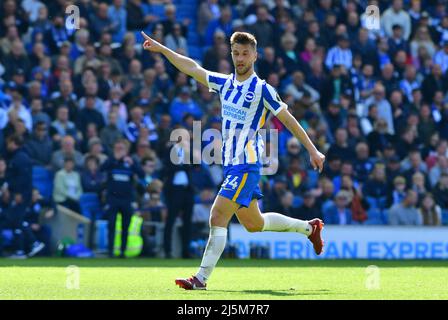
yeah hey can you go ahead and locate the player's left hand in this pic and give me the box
[310,150,325,173]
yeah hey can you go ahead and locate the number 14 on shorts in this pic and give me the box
[221,175,239,190]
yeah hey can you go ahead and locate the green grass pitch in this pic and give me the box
[0,258,447,300]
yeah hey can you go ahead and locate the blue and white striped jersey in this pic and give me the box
[206,71,287,167]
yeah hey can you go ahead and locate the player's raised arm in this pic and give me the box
[276,108,326,173]
[141,31,208,86]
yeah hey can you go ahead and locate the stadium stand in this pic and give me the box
[1,0,448,258]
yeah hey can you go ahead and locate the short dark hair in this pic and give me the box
[7,134,24,147]
[230,32,257,49]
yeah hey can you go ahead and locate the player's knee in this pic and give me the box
[210,207,226,227]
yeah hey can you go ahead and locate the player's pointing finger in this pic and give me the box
[141,31,151,40]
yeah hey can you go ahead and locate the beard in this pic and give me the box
[235,64,251,76]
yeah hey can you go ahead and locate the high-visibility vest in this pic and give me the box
[114,213,143,257]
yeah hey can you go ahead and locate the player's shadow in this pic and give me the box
[212,289,332,297]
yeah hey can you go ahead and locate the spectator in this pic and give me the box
[278,32,308,77]
[410,26,436,61]
[203,30,230,72]
[410,171,427,203]
[169,87,203,125]
[325,34,353,71]
[81,155,105,194]
[103,87,128,125]
[388,24,410,57]
[24,121,53,167]
[100,111,123,155]
[204,5,233,46]
[51,135,83,171]
[85,137,107,165]
[364,83,394,134]
[108,0,126,43]
[363,163,389,200]
[382,0,412,41]
[161,4,188,38]
[90,3,116,42]
[399,65,420,103]
[366,119,395,158]
[433,173,448,209]
[293,191,322,221]
[247,5,274,49]
[140,188,167,227]
[53,156,82,213]
[421,64,447,104]
[7,87,32,132]
[126,0,156,31]
[165,23,188,55]
[327,128,356,162]
[30,98,50,128]
[320,64,353,110]
[50,105,79,145]
[324,190,352,225]
[353,142,374,184]
[275,190,295,217]
[388,189,422,225]
[76,95,105,138]
[402,150,428,185]
[198,0,221,38]
[419,193,442,226]
[125,106,158,144]
[433,39,448,74]
[429,156,448,187]
[285,71,320,103]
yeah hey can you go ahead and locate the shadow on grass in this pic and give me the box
[0,258,447,268]
[210,289,333,297]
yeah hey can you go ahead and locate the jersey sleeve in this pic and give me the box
[262,83,288,116]
[205,70,229,93]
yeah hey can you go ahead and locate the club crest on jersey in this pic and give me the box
[244,92,255,102]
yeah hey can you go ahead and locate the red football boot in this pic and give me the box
[175,276,207,290]
[308,218,324,255]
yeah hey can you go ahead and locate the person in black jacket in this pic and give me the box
[101,139,144,258]
[161,139,195,258]
[3,134,45,258]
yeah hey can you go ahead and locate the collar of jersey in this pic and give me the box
[232,72,257,85]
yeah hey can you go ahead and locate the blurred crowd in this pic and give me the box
[0,0,447,257]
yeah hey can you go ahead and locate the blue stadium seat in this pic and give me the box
[292,196,303,208]
[321,200,334,213]
[366,196,379,209]
[442,210,448,226]
[146,3,166,18]
[377,196,388,209]
[306,170,319,189]
[381,209,389,225]
[188,45,203,60]
[79,193,104,220]
[187,32,201,46]
[1,229,13,246]
[32,166,53,200]
[365,208,383,225]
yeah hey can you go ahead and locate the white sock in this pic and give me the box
[262,212,312,236]
[195,226,227,284]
